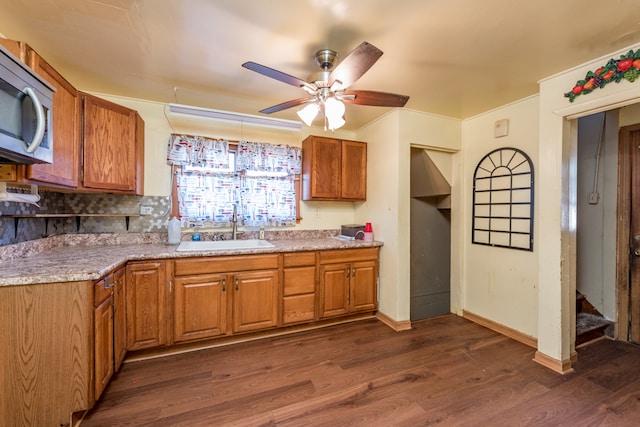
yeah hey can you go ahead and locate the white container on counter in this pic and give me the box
[167,217,181,245]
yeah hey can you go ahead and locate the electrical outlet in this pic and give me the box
[140,206,153,215]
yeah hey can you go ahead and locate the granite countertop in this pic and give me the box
[0,235,382,286]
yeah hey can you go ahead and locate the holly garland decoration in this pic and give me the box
[565,49,640,102]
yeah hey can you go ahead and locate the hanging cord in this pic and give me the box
[589,114,606,204]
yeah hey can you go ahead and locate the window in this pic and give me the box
[167,135,301,228]
[472,147,534,251]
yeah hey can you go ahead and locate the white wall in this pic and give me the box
[456,95,540,338]
[538,43,640,364]
[576,111,618,321]
[355,109,461,322]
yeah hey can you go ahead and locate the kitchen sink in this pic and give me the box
[176,239,275,252]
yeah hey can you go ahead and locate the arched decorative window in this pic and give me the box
[472,147,534,251]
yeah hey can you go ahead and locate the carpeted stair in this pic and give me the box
[576,291,612,346]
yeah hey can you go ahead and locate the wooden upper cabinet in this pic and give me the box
[341,140,367,200]
[81,93,144,194]
[0,39,81,188]
[25,48,80,187]
[302,135,366,201]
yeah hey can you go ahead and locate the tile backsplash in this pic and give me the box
[0,188,171,246]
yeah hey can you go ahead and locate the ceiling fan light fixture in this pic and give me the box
[326,114,346,131]
[324,97,346,131]
[297,102,320,126]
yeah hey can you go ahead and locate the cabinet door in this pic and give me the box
[283,265,316,324]
[174,274,228,342]
[125,261,167,351]
[232,270,279,333]
[319,263,350,318]
[350,260,377,312]
[302,136,341,200]
[94,295,114,400]
[82,93,138,192]
[341,140,367,200]
[113,268,127,371]
[25,49,80,188]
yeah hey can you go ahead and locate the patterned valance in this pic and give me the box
[167,134,230,169]
[236,141,302,175]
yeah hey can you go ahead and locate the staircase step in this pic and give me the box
[576,312,611,346]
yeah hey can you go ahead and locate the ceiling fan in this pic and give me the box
[242,41,409,130]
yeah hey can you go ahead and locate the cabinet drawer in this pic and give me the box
[94,276,114,306]
[319,247,379,264]
[283,266,315,296]
[174,254,279,276]
[283,251,316,267]
[283,294,316,324]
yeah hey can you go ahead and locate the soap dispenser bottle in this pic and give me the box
[167,216,181,245]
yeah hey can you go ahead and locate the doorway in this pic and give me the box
[618,122,640,343]
[409,147,452,321]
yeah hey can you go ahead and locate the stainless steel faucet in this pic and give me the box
[231,204,238,240]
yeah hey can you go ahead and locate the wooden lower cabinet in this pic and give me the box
[173,273,228,342]
[94,291,114,400]
[172,254,280,342]
[319,248,379,319]
[113,267,127,371]
[0,281,93,426]
[232,269,279,333]
[126,260,168,351]
[282,251,317,325]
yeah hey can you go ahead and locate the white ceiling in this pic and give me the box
[1,0,640,130]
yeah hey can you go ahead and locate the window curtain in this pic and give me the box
[169,136,301,228]
[167,134,230,169]
[236,141,302,174]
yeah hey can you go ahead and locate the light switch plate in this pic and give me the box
[494,118,509,138]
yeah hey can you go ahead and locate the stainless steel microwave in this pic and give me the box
[0,43,54,164]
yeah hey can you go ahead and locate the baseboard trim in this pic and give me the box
[462,310,537,349]
[533,351,575,375]
[376,311,412,331]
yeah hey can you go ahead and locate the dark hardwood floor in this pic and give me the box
[82,314,640,426]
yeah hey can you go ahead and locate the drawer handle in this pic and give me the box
[346,266,350,278]
[222,278,226,292]
[104,276,113,289]
[235,277,239,291]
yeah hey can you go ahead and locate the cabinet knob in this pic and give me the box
[222,278,226,292]
[235,277,239,291]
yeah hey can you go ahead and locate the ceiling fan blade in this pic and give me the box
[259,97,312,114]
[242,61,310,89]
[341,90,410,107]
[328,42,383,90]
